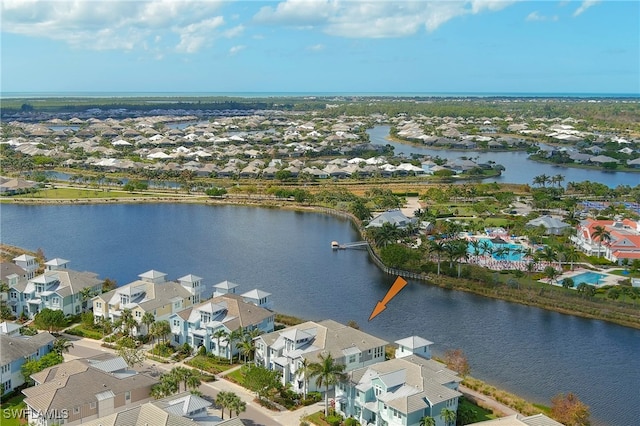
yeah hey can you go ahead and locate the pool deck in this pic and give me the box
[551,268,620,288]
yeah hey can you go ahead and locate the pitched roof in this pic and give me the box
[23,357,157,413]
[0,332,54,365]
[80,403,195,426]
[395,336,433,349]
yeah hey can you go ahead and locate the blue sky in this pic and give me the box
[1,1,638,94]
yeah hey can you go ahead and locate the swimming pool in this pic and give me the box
[468,239,525,261]
[570,271,606,286]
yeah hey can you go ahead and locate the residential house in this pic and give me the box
[13,254,39,280]
[92,270,200,333]
[525,215,571,236]
[571,218,640,262]
[8,260,102,318]
[367,210,416,229]
[254,319,388,393]
[22,355,157,426]
[80,391,214,426]
[0,332,55,395]
[170,293,274,357]
[0,321,22,336]
[334,353,462,426]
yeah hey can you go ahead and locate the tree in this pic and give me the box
[308,353,347,416]
[227,328,244,363]
[591,225,611,258]
[420,416,436,426]
[102,278,117,293]
[544,266,560,285]
[243,364,281,401]
[79,287,95,312]
[428,239,447,275]
[440,408,456,426]
[117,308,137,337]
[551,392,591,426]
[444,349,470,378]
[212,328,229,358]
[228,393,247,417]
[21,351,63,385]
[141,311,156,336]
[52,337,74,355]
[33,308,66,333]
[216,391,233,419]
[151,320,171,346]
[295,358,312,399]
[117,345,145,368]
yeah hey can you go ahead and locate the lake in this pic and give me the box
[367,126,640,187]
[1,203,638,426]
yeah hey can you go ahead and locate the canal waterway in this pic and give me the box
[1,203,637,425]
[367,126,640,187]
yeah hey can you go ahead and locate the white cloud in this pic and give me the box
[1,0,228,53]
[254,0,523,38]
[306,43,325,51]
[229,45,246,55]
[573,0,600,17]
[223,24,245,38]
[526,11,559,22]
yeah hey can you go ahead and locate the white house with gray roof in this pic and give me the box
[92,270,199,333]
[254,319,388,394]
[170,293,274,357]
[526,215,570,236]
[334,354,462,426]
[367,210,416,229]
[8,259,102,319]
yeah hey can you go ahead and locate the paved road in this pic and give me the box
[64,336,322,426]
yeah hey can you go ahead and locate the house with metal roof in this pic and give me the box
[254,319,388,394]
[525,215,571,235]
[8,259,102,319]
[92,270,200,334]
[366,210,416,229]
[334,354,462,426]
[22,356,157,426]
[0,332,54,396]
[170,293,274,358]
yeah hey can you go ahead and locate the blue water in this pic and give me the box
[572,272,606,286]
[468,239,525,261]
[1,204,638,426]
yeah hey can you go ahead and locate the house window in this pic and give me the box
[73,406,80,414]
[173,319,179,327]
[125,391,131,401]
[96,302,102,308]
[89,402,96,409]
[135,311,141,318]
[348,355,356,363]
[174,301,181,309]
[1,364,10,374]
[52,297,60,306]
[2,380,11,392]
[174,334,180,343]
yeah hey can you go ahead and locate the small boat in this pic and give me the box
[331,241,340,249]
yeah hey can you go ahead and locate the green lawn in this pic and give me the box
[185,355,237,375]
[459,396,497,423]
[65,324,103,340]
[0,393,27,426]
[14,187,150,199]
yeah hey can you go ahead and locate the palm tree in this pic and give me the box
[118,309,137,337]
[295,358,312,399]
[448,239,469,278]
[544,265,559,285]
[212,328,229,358]
[428,239,446,275]
[440,407,456,426]
[151,320,171,347]
[227,328,244,364]
[591,225,611,258]
[562,245,581,271]
[52,337,74,355]
[238,338,254,364]
[228,394,247,417]
[420,416,436,426]
[308,353,347,416]
[141,311,155,337]
[79,287,95,312]
[216,391,232,419]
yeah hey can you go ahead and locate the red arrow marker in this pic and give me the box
[368,276,408,321]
